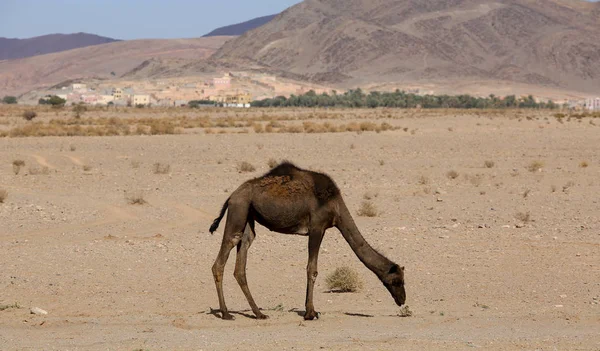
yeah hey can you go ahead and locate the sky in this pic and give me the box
[0,0,303,40]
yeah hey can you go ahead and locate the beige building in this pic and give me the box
[112,88,123,99]
[133,95,150,106]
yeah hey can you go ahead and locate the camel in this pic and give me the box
[209,161,406,320]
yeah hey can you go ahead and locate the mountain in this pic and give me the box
[0,37,232,96]
[203,15,277,37]
[0,33,120,61]
[210,0,600,95]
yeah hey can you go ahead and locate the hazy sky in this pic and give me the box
[0,0,303,40]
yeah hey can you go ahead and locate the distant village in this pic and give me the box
[45,73,260,108]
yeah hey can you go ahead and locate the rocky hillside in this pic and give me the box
[210,0,600,94]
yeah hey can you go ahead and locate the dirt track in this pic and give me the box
[1,110,599,350]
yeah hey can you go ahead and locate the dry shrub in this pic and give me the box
[83,165,92,172]
[0,188,7,203]
[125,190,147,205]
[268,158,278,168]
[417,175,430,185]
[515,211,531,223]
[527,160,544,172]
[579,161,588,168]
[22,110,37,121]
[484,160,495,168]
[12,160,25,175]
[325,266,363,292]
[238,161,256,173]
[446,170,459,179]
[153,162,171,174]
[562,181,575,193]
[252,123,264,133]
[29,166,50,175]
[398,305,413,317]
[379,160,385,166]
[357,201,378,217]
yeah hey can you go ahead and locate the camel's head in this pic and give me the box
[383,264,405,306]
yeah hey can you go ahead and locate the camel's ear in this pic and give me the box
[401,266,405,272]
[388,264,400,274]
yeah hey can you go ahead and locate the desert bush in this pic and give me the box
[515,211,531,223]
[252,123,264,133]
[82,165,92,172]
[357,201,378,217]
[484,160,495,168]
[268,158,278,168]
[527,161,544,172]
[417,175,430,185]
[22,111,37,121]
[72,103,87,118]
[446,170,459,179]
[0,188,7,203]
[12,160,25,175]
[325,266,363,292]
[238,161,256,173]
[579,161,588,168]
[125,190,147,205]
[398,305,413,317]
[153,162,170,174]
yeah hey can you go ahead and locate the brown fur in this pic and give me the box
[209,161,406,321]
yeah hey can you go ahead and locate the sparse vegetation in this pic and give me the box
[12,160,25,175]
[398,305,413,317]
[579,161,588,168]
[22,110,37,121]
[523,189,531,198]
[0,188,7,203]
[446,170,459,179]
[515,211,531,223]
[238,161,256,173]
[417,175,430,185]
[153,162,171,174]
[562,181,575,193]
[29,166,50,175]
[484,160,495,168]
[125,190,147,205]
[527,160,544,172]
[0,302,20,311]
[72,103,87,118]
[2,96,17,104]
[268,158,278,168]
[357,201,378,217]
[83,165,92,172]
[325,266,363,292]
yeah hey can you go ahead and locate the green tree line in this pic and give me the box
[251,89,559,109]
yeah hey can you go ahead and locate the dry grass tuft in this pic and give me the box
[446,170,459,179]
[238,161,256,173]
[398,305,413,317]
[522,189,531,198]
[357,201,378,217]
[268,158,278,169]
[12,160,25,175]
[125,190,147,205]
[418,175,430,185]
[153,162,171,174]
[325,266,363,293]
[527,160,544,172]
[579,161,589,168]
[82,165,92,172]
[484,160,495,168]
[0,188,7,203]
[515,211,531,223]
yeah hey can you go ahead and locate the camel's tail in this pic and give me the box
[209,197,230,234]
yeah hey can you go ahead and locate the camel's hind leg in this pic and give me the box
[211,198,249,320]
[234,218,268,319]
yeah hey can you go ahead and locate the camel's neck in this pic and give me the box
[335,199,394,278]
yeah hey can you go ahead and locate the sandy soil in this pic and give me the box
[1,110,599,350]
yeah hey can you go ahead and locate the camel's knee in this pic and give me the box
[307,269,318,282]
[233,268,247,285]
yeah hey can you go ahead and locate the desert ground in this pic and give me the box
[0,107,599,350]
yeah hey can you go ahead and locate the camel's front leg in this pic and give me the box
[304,229,325,320]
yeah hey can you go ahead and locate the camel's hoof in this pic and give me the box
[222,313,235,320]
[256,312,269,320]
[304,311,320,320]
